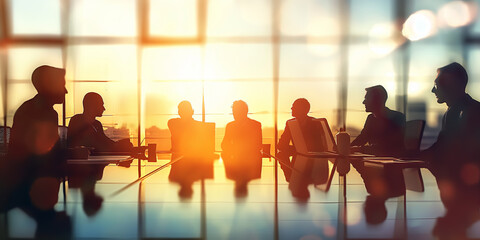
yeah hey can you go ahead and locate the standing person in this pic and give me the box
[168,101,214,198]
[221,100,262,197]
[351,85,406,156]
[0,65,71,238]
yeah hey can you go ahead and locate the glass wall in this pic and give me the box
[1,0,477,152]
[2,0,480,239]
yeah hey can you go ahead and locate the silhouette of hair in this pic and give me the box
[31,65,66,93]
[232,100,248,115]
[178,100,194,118]
[293,98,310,114]
[83,92,103,109]
[437,62,468,89]
[365,85,388,104]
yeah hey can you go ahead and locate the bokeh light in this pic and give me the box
[368,22,405,56]
[438,1,478,28]
[402,10,437,41]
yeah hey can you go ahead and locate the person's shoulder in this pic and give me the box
[286,117,296,123]
[387,108,405,119]
[250,118,261,126]
[168,118,180,124]
[225,121,235,128]
[12,97,37,121]
[15,97,35,113]
[468,95,480,108]
[93,119,103,127]
[466,95,480,117]
[167,118,182,128]
[68,114,87,126]
[246,118,262,128]
[69,114,83,122]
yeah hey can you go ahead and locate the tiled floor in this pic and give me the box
[2,157,480,240]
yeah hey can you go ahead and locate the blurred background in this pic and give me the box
[1,0,479,153]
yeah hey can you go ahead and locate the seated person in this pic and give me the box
[351,85,406,157]
[68,92,133,153]
[67,92,133,215]
[421,63,480,238]
[221,100,262,197]
[277,98,328,200]
[1,65,72,238]
[168,101,214,198]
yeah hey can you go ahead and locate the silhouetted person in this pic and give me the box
[350,160,405,225]
[0,65,72,239]
[351,85,406,156]
[168,101,214,198]
[221,100,262,197]
[419,63,480,238]
[67,92,134,216]
[422,62,480,182]
[277,98,328,200]
[68,92,133,153]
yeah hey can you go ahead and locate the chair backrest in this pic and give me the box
[0,126,11,145]
[287,118,334,191]
[404,120,425,152]
[317,118,336,152]
[287,119,308,154]
[0,126,11,156]
[287,118,335,154]
[58,125,68,148]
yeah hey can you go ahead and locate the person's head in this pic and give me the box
[364,195,388,225]
[32,65,67,104]
[292,98,310,119]
[363,85,388,113]
[432,62,468,104]
[83,92,105,117]
[178,101,194,119]
[232,100,248,121]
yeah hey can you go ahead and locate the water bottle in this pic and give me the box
[336,129,350,156]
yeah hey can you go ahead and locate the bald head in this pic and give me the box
[232,100,248,121]
[83,92,105,118]
[292,98,310,119]
[178,101,194,119]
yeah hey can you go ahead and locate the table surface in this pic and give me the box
[67,155,133,164]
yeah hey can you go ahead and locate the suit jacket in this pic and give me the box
[6,94,64,180]
[423,94,480,181]
[67,114,117,152]
[351,108,406,156]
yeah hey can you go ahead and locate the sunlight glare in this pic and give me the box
[368,23,405,56]
[402,10,437,41]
